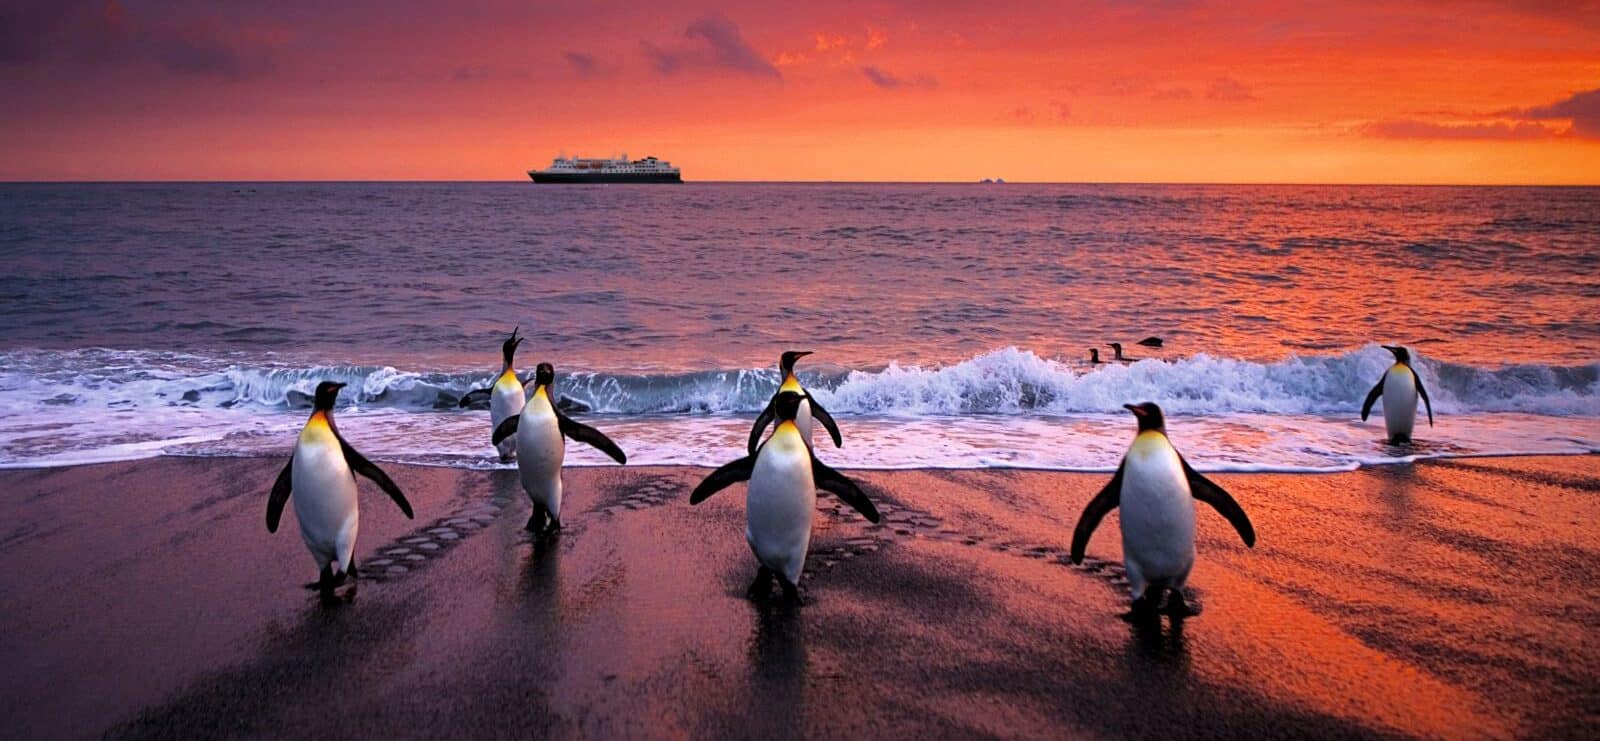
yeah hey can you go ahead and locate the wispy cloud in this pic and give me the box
[644,15,779,79]
[1206,77,1255,102]
[1362,119,1557,140]
[861,65,936,90]
[562,50,607,77]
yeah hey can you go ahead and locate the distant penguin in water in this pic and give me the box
[693,391,881,603]
[459,327,526,461]
[1088,348,1104,365]
[1106,342,1134,362]
[1361,345,1434,444]
[492,362,626,534]
[1137,336,1164,348]
[747,350,843,455]
[267,381,414,599]
[1070,402,1255,620]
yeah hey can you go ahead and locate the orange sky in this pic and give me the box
[3,1,1599,183]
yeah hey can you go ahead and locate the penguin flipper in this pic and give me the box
[811,457,878,522]
[1413,371,1435,427]
[1180,454,1255,547]
[339,439,415,519]
[458,388,492,408]
[557,411,626,464]
[1070,461,1124,564]
[807,395,844,449]
[491,415,520,446]
[267,456,294,533]
[746,396,777,455]
[690,456,755,504]
[1360,376,1385,421]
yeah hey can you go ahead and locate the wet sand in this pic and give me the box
[0,455,1596,739]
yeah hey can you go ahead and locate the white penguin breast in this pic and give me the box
[292,425,358,543]
[1383,366,1418,422]
[1118,434,1196,576]
[515,392,564,477]
[747,431,816,555]
[489,377,526,428]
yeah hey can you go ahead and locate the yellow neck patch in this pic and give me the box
[779,374,803,394]
[300,411,336,444]
[496,368,519,389]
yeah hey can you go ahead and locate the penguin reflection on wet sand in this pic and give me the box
[458,327,527,462]
[693,391,881,604]
[267,381,414,600]
[748,350,843,454]
[1361,345,1435,444]
[1070,403,1255,621]
[492,362,626,534]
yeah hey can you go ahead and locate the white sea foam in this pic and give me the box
[0,346,1595,470]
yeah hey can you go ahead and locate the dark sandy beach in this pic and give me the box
[1,456,1596,739]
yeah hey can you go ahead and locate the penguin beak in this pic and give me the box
[331,382,347,391]
[1122,403,1144,417]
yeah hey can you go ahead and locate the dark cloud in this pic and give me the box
[1516,87,1600,138]
[861,65,937,90]
[1361,119,1557,140]
[643,15,779,79]
[1206,77,1256,101]
[150,27,272,80]
[0,0,272,81]
[562,50,604,77]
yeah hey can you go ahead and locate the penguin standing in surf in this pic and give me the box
[693,391,881,603]
[1361,345,1435,444]
[747,350,843,454]
[492,362,626,534]
[458,327,526,461]
[267,381,414,599]
[1070,402,1255,619]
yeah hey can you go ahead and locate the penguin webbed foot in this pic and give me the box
[746,567,774,599]
[779,578,803,606]
[1121,588,1165,624]
[1163,589,1200,618]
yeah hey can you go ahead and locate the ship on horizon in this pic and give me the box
[528,154,682,183]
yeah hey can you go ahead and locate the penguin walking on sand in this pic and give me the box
[459,327,527,461]
[693,391,881,603]
[748,350,843,454]
[1070,403,1255,620]
[1361,345,1435,444]
[492,362,626,534]
[267,381,414,599]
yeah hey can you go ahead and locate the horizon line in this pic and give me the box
[3,179,1599,187]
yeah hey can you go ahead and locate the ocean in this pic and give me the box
[1,182,1596,471]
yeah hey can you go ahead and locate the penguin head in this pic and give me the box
[533,362,555,388]
[774,390,806,421]
[779,350,812,374]
[1382,345,1411,365]
[313,381,346,412]
[1123,402,1165,433]
[501,327,524,367]
[1088,348,1100,363]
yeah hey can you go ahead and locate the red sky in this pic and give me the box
[3,0,1599,183]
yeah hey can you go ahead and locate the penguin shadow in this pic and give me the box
[747,601,808,727]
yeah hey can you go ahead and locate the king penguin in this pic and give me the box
[458,327,527,461]
[492,362,626,534]
[267,381,414,599]
[693,391,881,603]
[1361,345,1435,444]
[1070,402,1256,619]
[747,350,843,455]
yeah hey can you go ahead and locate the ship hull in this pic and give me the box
[529,172,682,184]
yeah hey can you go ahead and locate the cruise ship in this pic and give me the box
[527,154,682,183]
